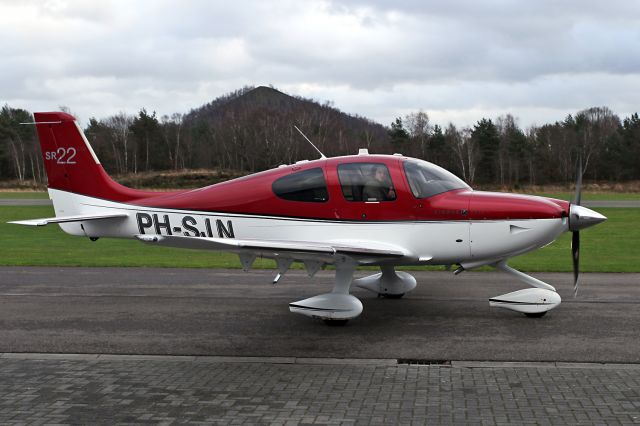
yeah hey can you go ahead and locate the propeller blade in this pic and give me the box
[571,154,583,298]
[574,155,583,206]
[572,231,580,297]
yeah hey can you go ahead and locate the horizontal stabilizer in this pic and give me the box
[136,234,407,263]
[9,212,128,227]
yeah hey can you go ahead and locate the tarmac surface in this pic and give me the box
[0,267,638,362]
[1,267,639,424]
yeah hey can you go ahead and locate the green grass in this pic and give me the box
[0,191,49,199]
[509,208,637,272]
[1,206,637,272]
[530,192,640,201]
[1,206,274,268]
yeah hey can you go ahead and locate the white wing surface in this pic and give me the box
[136,234,408,265]
[9,213,129,226]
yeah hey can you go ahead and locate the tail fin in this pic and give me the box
[34,112,157,202]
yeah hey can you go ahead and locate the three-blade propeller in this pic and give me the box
[568,156,607,297]
[571,159,582,297]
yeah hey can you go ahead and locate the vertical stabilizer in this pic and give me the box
[34,112,160,202]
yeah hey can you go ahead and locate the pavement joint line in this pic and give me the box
[1,353,640,369]
[293,357,397,366]
[451,361,640,369]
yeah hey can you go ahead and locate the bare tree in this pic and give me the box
[575,106,620,179]
[496,114,527,186]
[445,124,478,184]
[524,127,538,186]
[463,128,479,183]
[104,112,134,173]
[171,113,183,170]
[405,111,431,159]
[8,136,26,182]
[0,106,35,183]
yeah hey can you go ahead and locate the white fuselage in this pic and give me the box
[50,189,568,267]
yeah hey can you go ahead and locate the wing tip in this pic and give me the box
[8,219,47,226]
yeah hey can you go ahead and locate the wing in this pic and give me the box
[9,213,129,226]
[136,234,410,265]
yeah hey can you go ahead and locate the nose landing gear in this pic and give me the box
[489,261,561,317]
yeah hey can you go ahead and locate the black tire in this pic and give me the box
[525,311,547,318]
[323,319,349,326]
[379,293,405,299]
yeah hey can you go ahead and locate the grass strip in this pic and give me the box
[0,206,636,272]
[0,192,49,199]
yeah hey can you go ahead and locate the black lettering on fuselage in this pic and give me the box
[182,216,199,237]
[204,218,214,237]
[216,219,234,238]
[153,214,172,235]
[136,213,153,234]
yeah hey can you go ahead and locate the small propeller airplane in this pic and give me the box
[11,112,607,324]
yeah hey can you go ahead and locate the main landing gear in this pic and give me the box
[289,262,417,325]
[289,260,361,325]
[354,265,416,298]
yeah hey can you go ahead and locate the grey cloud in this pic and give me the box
[1,0,638,126]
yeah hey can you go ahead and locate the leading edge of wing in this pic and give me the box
[9,212,129,226]
[136,234,409,260]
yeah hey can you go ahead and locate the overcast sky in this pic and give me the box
[1,0,639,128]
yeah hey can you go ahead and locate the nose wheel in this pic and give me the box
[323,319,350,326]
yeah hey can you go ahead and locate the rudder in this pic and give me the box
[34,112,157,202]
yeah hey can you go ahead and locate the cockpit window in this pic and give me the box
[272,168,329,202]
[403,160,469,199]
[338,163,396,202]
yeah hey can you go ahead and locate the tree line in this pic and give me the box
[0,87,638,188]
[391,106,640,186]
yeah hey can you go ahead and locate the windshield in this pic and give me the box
[403,160,469,199]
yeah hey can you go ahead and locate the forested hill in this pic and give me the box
[182,86,391,171]
[0,86,639,188]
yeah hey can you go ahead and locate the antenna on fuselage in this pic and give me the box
[293,125,326,160]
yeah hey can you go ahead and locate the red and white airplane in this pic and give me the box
[11,112,607,324]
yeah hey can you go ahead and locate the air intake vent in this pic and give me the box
[509,224,531,235]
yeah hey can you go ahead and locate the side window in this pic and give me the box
[337,163,396,202]
[272,168,329,202]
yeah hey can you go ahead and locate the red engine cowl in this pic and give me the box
[469,192,569,221]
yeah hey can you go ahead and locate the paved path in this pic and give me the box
[1,267,639,424]
[0,268,638,362]
[0,354,638,425]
